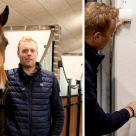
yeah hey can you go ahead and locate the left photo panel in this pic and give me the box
[0,0,83,136]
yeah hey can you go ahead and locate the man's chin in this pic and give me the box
[22,64,34,68]
[100,46,105,50]
[25,65,33,68]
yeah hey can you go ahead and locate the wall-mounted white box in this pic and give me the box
[118,9,132,21]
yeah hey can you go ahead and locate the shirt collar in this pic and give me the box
[85,42,105,73]
[18,61,41,76]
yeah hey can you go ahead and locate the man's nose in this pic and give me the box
[28,50,31,55]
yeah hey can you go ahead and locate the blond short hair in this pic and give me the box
[85,2,119,37]
[18,36,38,51]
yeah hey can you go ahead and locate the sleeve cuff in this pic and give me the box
[119,108,130,122]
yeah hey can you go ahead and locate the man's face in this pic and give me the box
[98,19,116,50]
[17,41,38,69]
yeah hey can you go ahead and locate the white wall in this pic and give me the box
[114,0,136,136]
[60,67,69,96]
[102,0,110,5]
[4,30,50,70]
[61,55,82,94]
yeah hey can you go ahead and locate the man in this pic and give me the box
[4,36,65,136]
[85,2,136,136]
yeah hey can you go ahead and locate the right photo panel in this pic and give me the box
[85,0,136,136]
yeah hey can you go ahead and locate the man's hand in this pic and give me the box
[116,20,124,29]
[125,101,136,118]
[115,8,124,32]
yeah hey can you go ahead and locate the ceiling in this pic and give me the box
[0,0,82,53]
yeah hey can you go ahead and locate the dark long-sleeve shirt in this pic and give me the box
[85,42,130,136]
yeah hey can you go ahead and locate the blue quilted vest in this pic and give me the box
[4,63,54,136]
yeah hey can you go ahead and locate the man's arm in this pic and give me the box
[49,74,65,136]
[85,62,130,135]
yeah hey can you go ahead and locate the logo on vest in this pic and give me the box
[40,83,44,86]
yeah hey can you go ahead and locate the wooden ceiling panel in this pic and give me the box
[1,0,31,8]
[68,42,82,51]
[6,14,35,26]
[61,17,82,42]
[29,11,58,25]
[54,8,76,22]
[0,0,82,53]
[61,43,71,53]
[67,0,82,11]
[37,0,70,14]
[75,10,82,22]
[14,0,45,18]
[62,35,78,45]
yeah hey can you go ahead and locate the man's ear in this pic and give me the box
[93,32,101,43]
[17,51,20,58]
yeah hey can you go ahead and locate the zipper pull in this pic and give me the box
[22,88,26,101]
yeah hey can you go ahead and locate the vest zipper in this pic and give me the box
[28,80,32,136]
